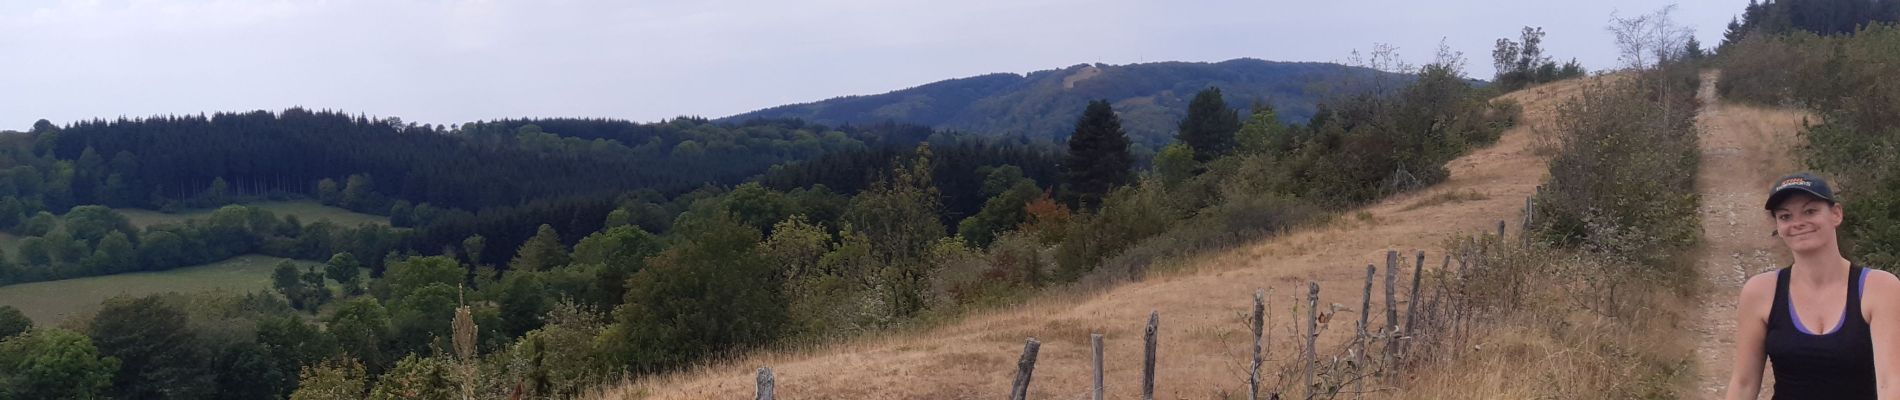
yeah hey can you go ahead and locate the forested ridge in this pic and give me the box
[722,58,1408,147]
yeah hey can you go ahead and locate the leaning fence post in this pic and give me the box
[1457,252,1472,349]
[1496,220,1505,238]
[1144,310,1159,400]
[1304,282,1320,400]
[1250,289,1266,400]
[755,367,775,400]
[1093,333,1105,400]
[1009,338,1041,400]
[1409,254,1448,357]
[1356,265,1374,399]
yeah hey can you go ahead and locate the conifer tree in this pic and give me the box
[510,224,569,272]
[1062,100,1134,208]
[1175,87,1241,162]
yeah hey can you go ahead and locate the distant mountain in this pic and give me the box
[722,58,1408,146]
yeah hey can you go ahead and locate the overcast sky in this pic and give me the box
[1,0,1743,130]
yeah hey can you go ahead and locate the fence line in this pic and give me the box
[744,193,1542,399]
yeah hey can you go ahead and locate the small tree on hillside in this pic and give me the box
[274,262,309,309]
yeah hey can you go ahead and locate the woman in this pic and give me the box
[1727,172,1900,399]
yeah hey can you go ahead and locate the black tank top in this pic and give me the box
[1765,265,1875,399]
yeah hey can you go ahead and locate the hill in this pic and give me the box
[598,70,1584,400]
[722,59,1408,146]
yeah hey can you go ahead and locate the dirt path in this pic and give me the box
[598,78,1596,400]
[1689,70,1811,399]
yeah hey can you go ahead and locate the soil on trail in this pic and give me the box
[1689,70,1812,399]
[598,77,1598,400]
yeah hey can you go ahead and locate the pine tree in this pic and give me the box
[1175,87,1241,162]
[510,224,569,272]
[1062,100,1134,209]
[1723,16,1749,49]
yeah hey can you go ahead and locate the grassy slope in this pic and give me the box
[0,201,388,325]
[118,200,389,229]
[0,254,318,325]
[596,78,1595,399]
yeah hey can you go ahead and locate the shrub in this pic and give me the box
[1533,72,1700,270]
[1054,180,1179,281]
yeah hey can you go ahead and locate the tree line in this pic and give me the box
[1722,0,1900,48]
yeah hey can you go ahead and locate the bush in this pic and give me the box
[507,302,611,399]
[602,213,783,373]
[1054,180,1179,281]
[367,354,457,400]
[289,358,367,400]
[1533,72,1700,269]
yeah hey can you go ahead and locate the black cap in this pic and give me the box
[1765,172,1836,210]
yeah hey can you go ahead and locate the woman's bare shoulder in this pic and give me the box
[1739,270,1780,306]
[1863,268,1900,286]
[1861,268,1900,299]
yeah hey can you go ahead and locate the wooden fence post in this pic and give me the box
[1523,197,1534,247]
[755,367,775,400]
[1524,197,1532,228]
[1356,265,1374,399]
[1251,289,1266,400]
[1456,252,1471,348]
[1532,185,1542,221]
[1144,311,1159,400]
[1496,220,1505,239]
[1403,251,1424,360]
[1010,338,1041,400]
[1383,251,1399,375]
[1304,282,1320,400]
[1093,333,1105,400]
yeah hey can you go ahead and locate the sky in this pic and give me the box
[0,0,1744,130]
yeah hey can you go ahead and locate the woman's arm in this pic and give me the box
[1727,272,1776,400]
[1863,269,1900,400]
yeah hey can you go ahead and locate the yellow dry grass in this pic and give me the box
[591,76,1601,400]
[1394,285,1696,400]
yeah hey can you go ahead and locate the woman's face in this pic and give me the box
[1771,193,1843,254]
